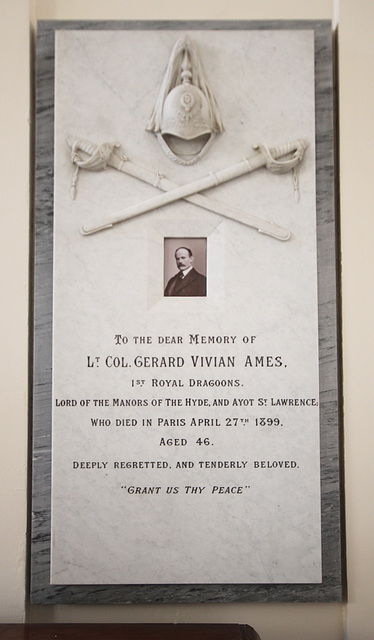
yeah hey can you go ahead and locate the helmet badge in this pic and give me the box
[146,35,224,165]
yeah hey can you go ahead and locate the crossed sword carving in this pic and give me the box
[68,137,308,240]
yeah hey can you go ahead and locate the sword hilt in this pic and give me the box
[67,137,97,156]
[67,137,119,199]
[253,139,308,174]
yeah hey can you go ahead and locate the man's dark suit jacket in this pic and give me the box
[164,268,206,297]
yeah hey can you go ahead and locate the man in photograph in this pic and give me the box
[164,246,206,297]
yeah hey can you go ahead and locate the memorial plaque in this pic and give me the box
[31,21,343,602]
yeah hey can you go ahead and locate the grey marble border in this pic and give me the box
[30,20,344,604]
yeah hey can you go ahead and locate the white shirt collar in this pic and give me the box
[180,266,193,278]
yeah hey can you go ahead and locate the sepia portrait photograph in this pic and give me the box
[164,237,207,297]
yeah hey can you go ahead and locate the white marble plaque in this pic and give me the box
[50,28,322,586]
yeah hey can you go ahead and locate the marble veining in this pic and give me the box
[31,20,343,603]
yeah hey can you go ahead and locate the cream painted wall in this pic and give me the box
[0,0,29,625]
[339,2,374,638]
[2,0,374,637]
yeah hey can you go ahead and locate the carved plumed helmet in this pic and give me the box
[161,75,212,141]
[147,35,224,165]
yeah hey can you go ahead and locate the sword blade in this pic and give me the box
[68,138,307,237]
[80,153,268,235]
[108,151,291,241]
